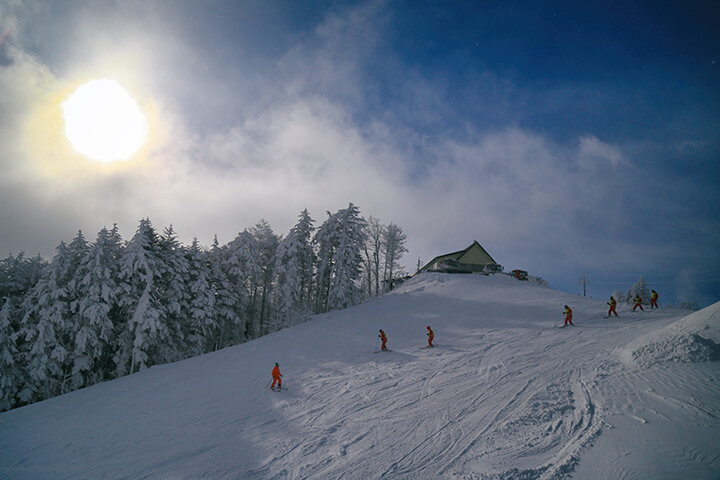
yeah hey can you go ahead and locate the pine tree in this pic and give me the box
[250,220,279,336]
[156,225,190,363]
[0,252,47,409]
[275,209,316,328]
[116,219,168,374]
[72,225,124,389]
[626,277,650,305]
[19,233,88,402]
[315,203,367,312]
[0,298,21,411]
[185,238,217,356]
[208,236,242,350]
[226,230,262,339]
[0,252,47,300]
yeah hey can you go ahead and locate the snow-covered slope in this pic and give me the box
[1,273,719,479]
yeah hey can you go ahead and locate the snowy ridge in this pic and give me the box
[620,301,720,368]
[1,273,719,479]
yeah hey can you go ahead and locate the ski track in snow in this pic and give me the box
[1,273,719,479]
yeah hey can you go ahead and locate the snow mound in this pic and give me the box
[620,301,720,368]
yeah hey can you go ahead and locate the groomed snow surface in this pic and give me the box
[1,273,719,479]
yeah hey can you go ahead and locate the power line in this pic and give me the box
[590,278,720,285]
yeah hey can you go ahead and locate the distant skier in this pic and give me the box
[650,290,659,309]
[633,295,644,312]
[564,305,574,326]
[426,326,434,347]
[607,297,618,317]
[271,362,283,390]
[379,329,388,351]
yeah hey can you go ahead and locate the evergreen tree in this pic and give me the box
[19,233,88,402]
[156,225,190,363]
[208,236,242,350]
[185,238,217,355]
[250,220,279,336]
[626,277,651,305]
[315,203,367,312]
[0,252,47,300]
[226,230,262,340]
[72,225,124,389]
[275,209,316,328]
[116,219,168,374]
[0,298,21,411]
[0,252,46,409]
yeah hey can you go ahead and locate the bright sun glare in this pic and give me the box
[62,79,148,162]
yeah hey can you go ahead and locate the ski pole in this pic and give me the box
[375,336,379,352]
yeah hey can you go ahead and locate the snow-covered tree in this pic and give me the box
[0,298,21,411]
[0,252,46,300]
[626,277,650,305]
[382,222,408,292]
[226,230,261,340]
[71,225,124,389]
[362,217,385,298]
[185,238,216,356]
[208,236,242,350]
[19,232,89,401]
[0,252,47,409]
[250,220,279,336]
[315,203,367,312]
[156,225,191,363]
[116,219,169,374]
[275,209,316,329]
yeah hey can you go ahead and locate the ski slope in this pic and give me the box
[1,273,719,479]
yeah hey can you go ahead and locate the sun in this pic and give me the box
[62,79,148,162]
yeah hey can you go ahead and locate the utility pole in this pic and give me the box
[579,277,587,297]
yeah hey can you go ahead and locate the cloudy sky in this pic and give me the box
[1,0,718,306]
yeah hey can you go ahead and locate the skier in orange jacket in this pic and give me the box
[271,362,282,390]
[564,305,574,326]
[608,297,618,317]
[633,295,644,311]
[379,329,388,351]
[650,290,659,309]
[426,326,434,347]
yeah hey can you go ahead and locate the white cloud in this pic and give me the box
[1,0,716,306]
[578,135,628,169]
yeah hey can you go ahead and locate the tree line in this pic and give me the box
[0,203,408,411]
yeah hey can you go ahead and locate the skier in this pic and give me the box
[650,290,659,309]
[426,326,434,347]
[564,305,574,326]
[379,329,388,351]
[607,296,618,317]
[633,295,644,312]
[271,362,283,390]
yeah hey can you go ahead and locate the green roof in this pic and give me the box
[421,241,497,272]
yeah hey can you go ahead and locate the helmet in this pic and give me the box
[275,363,279,366]
[379,329,383,332]
[427,326,431,329]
